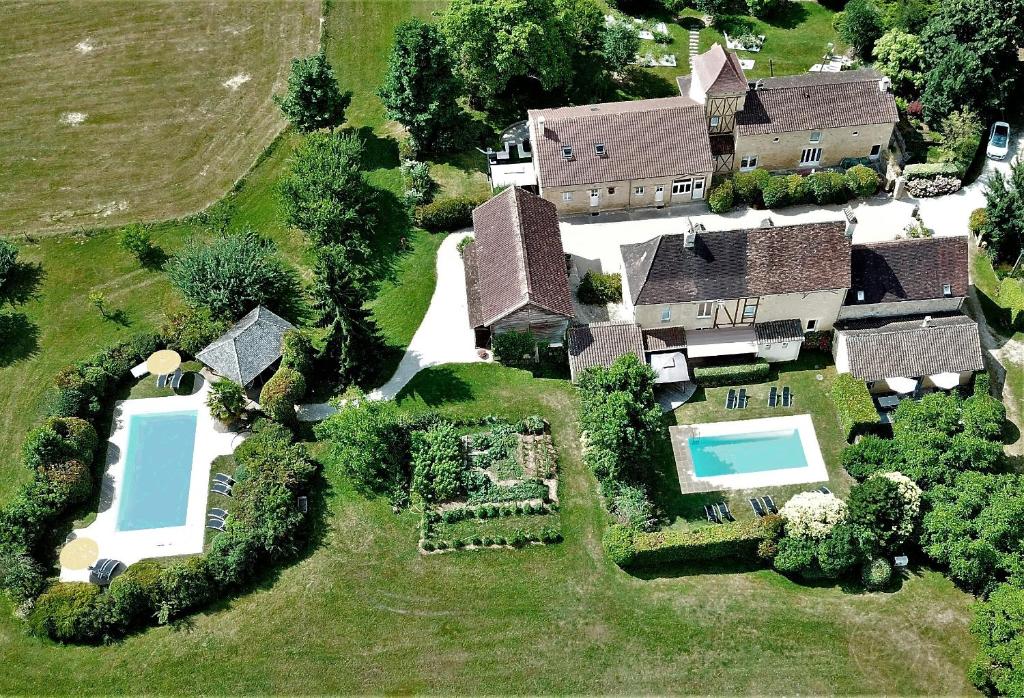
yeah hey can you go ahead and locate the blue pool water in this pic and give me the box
[688,429,808,477]
[116,410,198,531]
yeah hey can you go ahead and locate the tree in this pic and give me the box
[969,583,1024,697]
[0,239,20,290]
[411,421,466,502]
[836,0,883,58]
[274,52,351,132]
[779,491,848,540]
[119,224,156,265]
[847,472,921,554]
[872,29,925,95]
[259,367,306,425]
[939,107,983,172]
[206,379,246,425]
[166,228,301,321]
[980,159,1024,264]
[601,22,640,75]
[379,19,465,156]
[279,131,377,256]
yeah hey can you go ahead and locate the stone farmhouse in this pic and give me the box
[512,44,899,215]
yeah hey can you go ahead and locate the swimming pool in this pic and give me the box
[688,429,808,477]
[116,410,198,531]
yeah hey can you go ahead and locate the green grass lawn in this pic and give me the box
[0,363,978,693]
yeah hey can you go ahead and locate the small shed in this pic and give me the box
[196,306,295,387]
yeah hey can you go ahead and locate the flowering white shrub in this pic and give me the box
[780,491,848,540]
[877,471,922,542]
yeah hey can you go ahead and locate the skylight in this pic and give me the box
[594,143,605,156]
[562,146,574,159]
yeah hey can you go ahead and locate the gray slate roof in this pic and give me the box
[848,236,968,305]
[755,319,804,344]
[840,314,984,381]
[196,306,295,386]
[621,222,852,305]
[567,322,645,382]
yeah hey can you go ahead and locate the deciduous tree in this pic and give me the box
[275,52,351,132]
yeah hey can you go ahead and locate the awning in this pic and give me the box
[686,326,758,359]
[886,376,918,394]
[928,372,961,389]
[650,351,689,384]
[490,162,538,188]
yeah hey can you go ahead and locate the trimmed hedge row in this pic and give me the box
[692,359,770,388]
[903,162,960,181]
[423,527,562,552]
[830,373,878,441]
[604,519,768,568]
[710,165,880,212]
[415,194,488,232]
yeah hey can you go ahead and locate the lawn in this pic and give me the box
[0,0,320,236]
[0,363,978,694]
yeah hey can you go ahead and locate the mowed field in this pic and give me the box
[0,0,320,235]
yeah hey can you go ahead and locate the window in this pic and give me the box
[697,301,713,318]
[710,115,721,129]
[852,131,859,137]
[856,290,865,302]
[742,303,757,319]
[740,155,758,171]
[800,147,822,165]
[634,186,645,195]
[562,192,573,202]
[672,179,692,195]
[590,188,599,196]
[608,187,616,195]
[806,319,818,331]
[943,283,952,297]
[809,131,822,143]
[772,137,780,143]
[764,344,771,350]
[661,307,672,323]
[594,143,606,156]
[562,145,574,159]
[869,144,882,160]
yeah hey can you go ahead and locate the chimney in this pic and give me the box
[843,207,857,239]
[879,76,891,93]
[922,315,932,328]
[537,115,545,134]
[684,218,702,247]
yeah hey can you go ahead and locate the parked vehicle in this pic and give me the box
[987,121,1011,160]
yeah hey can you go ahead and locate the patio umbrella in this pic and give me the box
[146,349,181,377]
[885,376,918,394]
[59,537,99,571]
[928,372,961,390]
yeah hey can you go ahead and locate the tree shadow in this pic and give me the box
[762,2,809,30]
[0,312,40,366]
[139,246,169,271]
[354,125,401,171]
[1,261,44,306]
[714,14,757,36]
[101,308,132,327]
[627,557,766,579]
[395,364,474,406]
[617,67,679,100]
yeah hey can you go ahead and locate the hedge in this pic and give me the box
[576,271,622,305]
[903,162,960,181]
[259,367,306,424]
[831,373,878,441]
[707,180,734,213]
[416,194,488,232]
[692,359,769,387]
[622,519,768,567]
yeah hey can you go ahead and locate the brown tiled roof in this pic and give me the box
[622,222,852,305]
[463,240,483,327]
[736,70,899,136]
[755,319,804,344]
[848,236,968,305]
[691,44,748,95]
[567,322,645,382]
[643,326,688,351]
[468,187,574,327]
[529,97,713,189]
[840,314,984,381]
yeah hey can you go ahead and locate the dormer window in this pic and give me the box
[856,290,865,302]
[594,143,606,156]
[943,283,952,297]
[562,146,574,159]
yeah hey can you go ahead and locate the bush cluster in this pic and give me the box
[692,359,769,388]
[831,373,879,441]
[411,421,466,503]
[576,271,622,305]
[492,330,537,365]
[903,162,961,180]
[425,527,562,552]
[259,367,307,425]
[465,479,549,505]
[716,167,879,211]
[416,194,488,232]
[620,519,769,568]
[160,307,229,357]
[707,180,735,213]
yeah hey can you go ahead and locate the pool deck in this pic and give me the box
[669,414,829,494]
[59,374,242,583]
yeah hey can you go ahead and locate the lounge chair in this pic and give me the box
[208,507,228,520]
[207,517,226,532]
[90,558,121,585]
[157,373,168,388]
[768,386,778,408]
[211,482,233,497]
[716,501,736,522]
[704,504,721,524]
[737,388,747,408]
[213,473,235,486]
[170,369,183,390]
[818,486,832,495]
[749,497,767,517]
[130,362,149,379]
[762,495,778,514]
[297,495,308,513]
[781,386,792,407]
[726,389,737,409]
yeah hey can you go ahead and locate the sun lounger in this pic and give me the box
[726,389,737,409]
[768,386,777,407]
[782,387,792,407]
[130,362,149,378]
[90,558,121,585]
[716,501,736,522]
[207,517,226,532]
[762,495,778,514]
[297,495,308,513]
[213,473,235,486]
[157,373,167,388]
[749,497,767,517]
[211,482,233,497]
[737,388,747,408]
[208,507,228,520]
[704,504,721,524]
[170,368,183,390]
[818,486,831,495]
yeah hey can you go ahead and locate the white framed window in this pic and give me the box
[806,319,818,331]
[856,290,865,302]
[594,143,606,156]
[634,186,645,195]
[710,115,721,129]
[672,179,692,195]
[562,192,573,202]
[661,307,672,323]
[742,303,757,319]
[697,301,713,319]
[740,155,758,171]
[800,147,822,165]
[562,145,574,159]
[809,131,822,143]
[943,283,952,296]
[870,144,882,160]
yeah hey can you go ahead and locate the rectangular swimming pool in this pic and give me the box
[116,410,198,531]
[688,429,808,477]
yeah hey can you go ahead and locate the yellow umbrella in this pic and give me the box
[147,349,182,376]
[59,538,99,571]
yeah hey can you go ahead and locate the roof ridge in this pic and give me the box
[510,187,532,301]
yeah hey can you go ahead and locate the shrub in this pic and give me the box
[841,434,898,480]
[969,208,987,237]
[761,176,790,209]
[119,224,156,264]
[707,180,735,213]
[207,379,247,425]
[806,171,851,205]
[733,169,771,206]
[401,160,438,206]
[861,557,893,590]
[903,162,961,180]
[831,373,878,441]
[161,307,229,356]
[157,557,214,620]
[492,330,536,365]
[780,491,848,540]
[847,473,921,554]
[519,415,547,435]
[29,583,102,643]
[280,330,314,376]
[576,271,622,305]
[962,393,1006,441]
[24,417,97,471]
[259,367,307,425]
[845,165,880,198]
[692,359,769,388]
[416,195,487,231]
[43,460,91,505]
[0,553,46,604]
[411,421,466,503]
[629,519,767,567]
[939,107,983,175]
[457,236,473,256]
[610,483,657,532]
[969,583,1024,696]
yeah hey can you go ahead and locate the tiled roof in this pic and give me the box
[736,69,899,136]
[196,306,295,386]
[848,236,968,305]
[567,322,645,382]
[622,222,852,305]
[691,43,748,95]
[468,187,573,327]
[840,314,984,381]
[643,326,688,351]
[529,97,714,188]
[755,319,804,344]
